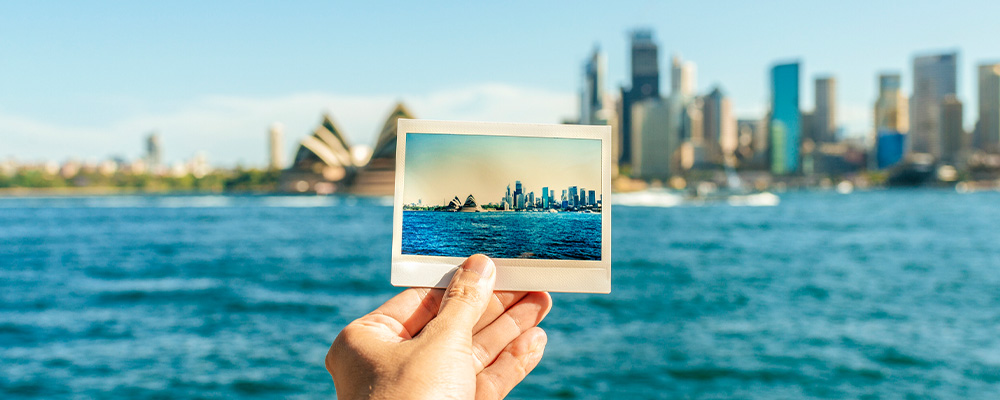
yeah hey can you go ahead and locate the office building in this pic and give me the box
[580,46,605,125]
[569,186,578,208]
[671,54,696,98]
[631,97,680,179]
[588,190,596,207]
[975,63,1000,152]
[940,95,965,165]
[770,62,801,175]
[146,132,162,170]
[877,131,906,169]
[875,73,909,133]
[910,52,958,157]
[542,187,549,209]
[737,118,767,167]
[702,86,737,164]
[814,77,837,144]
[269,123,284,170]
[619,29,660,167]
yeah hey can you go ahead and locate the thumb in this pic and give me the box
[425,254,496,336]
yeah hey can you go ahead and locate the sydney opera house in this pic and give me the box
[278,103,413,196]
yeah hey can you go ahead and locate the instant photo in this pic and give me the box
[391,120,611,293]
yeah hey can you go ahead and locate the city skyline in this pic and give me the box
[402,133,601,206]
[2,2,999,165]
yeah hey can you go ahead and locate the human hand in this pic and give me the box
[326,254,553,400]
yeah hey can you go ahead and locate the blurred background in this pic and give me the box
[3,1,1000,399]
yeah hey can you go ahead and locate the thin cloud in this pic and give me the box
[0,84,575,166]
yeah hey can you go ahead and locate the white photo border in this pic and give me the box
[391,119,611,294]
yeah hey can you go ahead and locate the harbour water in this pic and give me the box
[2,190,1000,399]
[402,211,602,260]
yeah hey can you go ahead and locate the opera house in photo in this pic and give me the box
[278,103,412,196]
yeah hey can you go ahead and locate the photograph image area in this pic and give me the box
[401,132,602,260]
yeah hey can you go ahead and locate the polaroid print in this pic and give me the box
[391,119,611,293]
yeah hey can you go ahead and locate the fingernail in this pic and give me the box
[463,254,495,281]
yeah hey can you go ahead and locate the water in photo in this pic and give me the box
[401,133,602,260]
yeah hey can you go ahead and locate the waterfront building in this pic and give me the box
[542,187,549,209]
[736,118,767,167]
[528,192,534,209]
[569,186,578,208]
[877,131,906,169]
[671,54,696,98]
[580,46,605,125]
[975,63,1000,152]
[269,123,284,170]
[588,190,596,207]
[770,62,801,175]
[280,103,412,195]
[619,29,660,167]
[146,132,162,170]
[702,86,737,164]
[814,76,837,144]
[515,180,522,198]
[875,73,909,133]
[910,52,958,158]
[459,194,483,212]
[940,95,966,166]
[631,96,680,179]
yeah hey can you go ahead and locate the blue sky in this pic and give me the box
[2,1,998,165]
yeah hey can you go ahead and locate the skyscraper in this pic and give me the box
[770,62,801,175]
[569,186,578,208]
[814,77,837,143]
[631,97,680,179]
[580,46,605,125]
[588,190,596,207]
[702,86,737,164]
[874,73,909,133]
[975,63,1000,152]
[940,95,965,165]
[146,132,162,169]
[671,54,696,98]
[910,52,958,157]
[542,187,549,209]
[269,123,284,170]
[619,29,660,167]
[874,73,909,169]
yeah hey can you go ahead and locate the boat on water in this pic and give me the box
[613,163,779,208]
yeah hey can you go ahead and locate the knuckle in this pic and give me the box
[471,341,491,369]
[446,284,484,306]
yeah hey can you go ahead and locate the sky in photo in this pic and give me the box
[403,133,601,206]
[2,1,999,165]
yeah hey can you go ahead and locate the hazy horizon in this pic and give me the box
[402,133,601,206]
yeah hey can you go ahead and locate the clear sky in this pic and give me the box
[403,133,601,206]
[2,1,999,166]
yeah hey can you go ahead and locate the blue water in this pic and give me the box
[402,211,601,260]
[2,190,1000,399]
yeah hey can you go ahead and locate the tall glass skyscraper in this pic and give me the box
[542,187,549,209]
[770,62,801,175]
[976,63,1000,152]
[619,29,660,167]
[580,46,605,126]
[910,52,958,157]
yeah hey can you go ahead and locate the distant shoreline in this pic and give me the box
[0,187,283,197]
